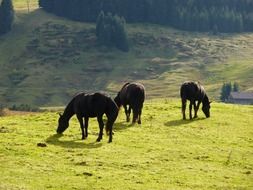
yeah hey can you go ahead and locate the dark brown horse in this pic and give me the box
[180,81,211,120]
[57,92,118,143]
[114,82,145,124]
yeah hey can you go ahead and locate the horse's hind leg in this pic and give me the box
[181,99,187,120]
[84,117,89,138]
[137,104,143,124]
[96,116,104,142]
[132,107,139,124]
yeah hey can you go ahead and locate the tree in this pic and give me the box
[220,82,239,102]
[0,0,14,35]
[96,11,129,52]
[233,82,239,92]
[220,82,232,102]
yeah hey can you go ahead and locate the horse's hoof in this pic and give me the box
[96,138,101,142]
[138,121,141,124]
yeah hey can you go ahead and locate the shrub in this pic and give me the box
[9,104,40,112]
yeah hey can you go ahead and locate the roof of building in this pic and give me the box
[230,92,253,100]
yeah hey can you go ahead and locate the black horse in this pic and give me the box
[180,81,211,120]
[57,92,118,143]
[114,82,145,124]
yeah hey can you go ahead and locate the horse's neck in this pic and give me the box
[63,99,75,121]
[202,94,209,105]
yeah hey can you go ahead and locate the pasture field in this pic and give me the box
[0,99,253,190]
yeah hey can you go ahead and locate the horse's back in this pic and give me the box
[124,82,145,104]
[73,92,117,117]
[180,81,204,101]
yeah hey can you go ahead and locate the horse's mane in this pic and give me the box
[121,82,130,90]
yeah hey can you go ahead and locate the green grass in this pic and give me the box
[1,99,253,189]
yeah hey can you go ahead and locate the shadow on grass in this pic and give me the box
[46,134,102,149]
[165,117,206,127]
[113,121,137,132]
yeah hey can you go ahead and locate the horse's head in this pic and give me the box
[114,92,121,107]
[57,113,69,134]
[202,101,211,118]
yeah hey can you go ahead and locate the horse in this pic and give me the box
[180,81,211,120]
[114,82,145,124]
[56,92,119,143]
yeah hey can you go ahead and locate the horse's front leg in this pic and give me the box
[189,101,193,120]
[96,116,104,142]
[77,115,85,140]
[194,101,201,118]
[106,120,114,143]
[123,105,130,122]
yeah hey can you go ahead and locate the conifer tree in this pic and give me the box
[96,12,129,52]
[220,82,232,102]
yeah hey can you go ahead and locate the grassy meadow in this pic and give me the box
[1,99,253,190]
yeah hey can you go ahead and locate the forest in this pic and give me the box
[39,0,253,33]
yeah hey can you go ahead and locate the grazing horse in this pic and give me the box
[180,81,211,120]
[114,82,145,124]
[57,92,119,143]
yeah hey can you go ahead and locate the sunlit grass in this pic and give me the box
[13,0,38,11]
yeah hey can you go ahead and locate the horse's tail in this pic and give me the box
[105,98,119,132]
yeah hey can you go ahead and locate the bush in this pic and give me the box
[9,104,40,112]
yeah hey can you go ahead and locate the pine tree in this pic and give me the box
[0,0,14,35]
[233,82,239,92]
[113,15,129,52]
[220,82,232,102]
[96,12,129,52]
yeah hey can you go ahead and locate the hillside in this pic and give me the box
[0,99,252,189]
[0,1,253,106]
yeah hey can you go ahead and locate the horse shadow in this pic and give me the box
[164,117,206,127]
[113,121,136,132]
[45,134,103,149]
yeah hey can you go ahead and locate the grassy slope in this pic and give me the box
[0,1,253,106]
[0,99,253,190]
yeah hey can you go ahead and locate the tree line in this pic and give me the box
[0,0,14,35]
[39,0,253,33]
